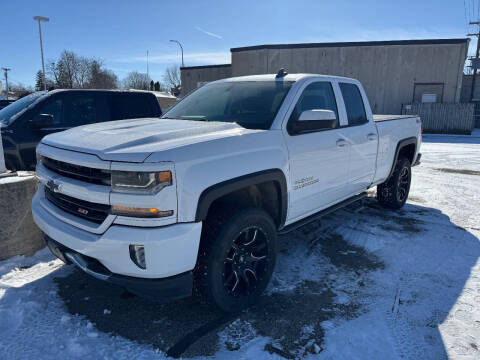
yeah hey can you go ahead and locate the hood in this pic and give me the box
[41,118,251,162]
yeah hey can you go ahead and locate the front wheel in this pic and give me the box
[195,207,277,312]
[377,156,411,209]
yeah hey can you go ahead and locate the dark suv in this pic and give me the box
[0,89,161,170]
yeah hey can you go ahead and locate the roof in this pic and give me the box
[48,89,156,94]
[230,38,470,52]
[180,64,231,70]
[214,73,355,83]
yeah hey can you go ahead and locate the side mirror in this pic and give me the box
[29,114,55,129]
[290,109,337,135]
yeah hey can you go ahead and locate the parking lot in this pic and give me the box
[0,133,479,360]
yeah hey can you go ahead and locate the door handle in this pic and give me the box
[336,139,347,147]
[367,133,377,141]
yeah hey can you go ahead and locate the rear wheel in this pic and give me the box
[377,156,411,209]
[195,207,277,312]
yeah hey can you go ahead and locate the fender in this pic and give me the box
[195,169,288,228]
[386,136,417,179]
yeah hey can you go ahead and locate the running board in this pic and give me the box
[278,192,367,235]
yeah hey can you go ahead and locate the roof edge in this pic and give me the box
[231,38,470,52]
[180,64,231,70]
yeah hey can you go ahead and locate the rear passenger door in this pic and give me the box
[337,82,377,193]
[285,80,351,223]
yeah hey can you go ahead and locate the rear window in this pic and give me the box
[108,93,159,121]
[339,83,368,126]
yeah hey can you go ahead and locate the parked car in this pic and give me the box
[0,99,15,110]
[32,72,422,312]
[0,89,161,170]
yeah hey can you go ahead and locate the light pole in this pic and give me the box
[33,16,49,91]
[169,40,184,68]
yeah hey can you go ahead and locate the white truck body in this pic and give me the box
[32,74,421,303]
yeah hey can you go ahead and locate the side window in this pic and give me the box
[339,83,368,126]
[288,81,339,126]
[62,94,96,127]
[35,99,63,126]
[108,94,156,120]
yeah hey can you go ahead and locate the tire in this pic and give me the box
[195,207,277,312]
[377,156,411,209]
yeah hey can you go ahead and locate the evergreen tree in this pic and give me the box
[35,70,45,91]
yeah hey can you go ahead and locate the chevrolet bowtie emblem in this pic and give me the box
[46,179,62,193]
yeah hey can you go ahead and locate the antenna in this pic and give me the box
[276,68,288,78]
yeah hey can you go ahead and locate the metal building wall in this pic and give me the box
[180,64,232,96]
[231,39,469,114]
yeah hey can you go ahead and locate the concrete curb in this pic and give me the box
[0,175,44,261]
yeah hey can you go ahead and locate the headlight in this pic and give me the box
[111,171,172,194]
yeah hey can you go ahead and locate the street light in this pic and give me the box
[33,16,49,91]
[169,40,184,68]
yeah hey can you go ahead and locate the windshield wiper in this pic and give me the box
[180,115,209,122]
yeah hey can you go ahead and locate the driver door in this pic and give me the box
[284,80,351,223]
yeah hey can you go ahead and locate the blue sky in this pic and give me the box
[1,0,476,87]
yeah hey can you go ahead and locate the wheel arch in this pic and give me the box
[387,137,417,180]
[195,169,288,229]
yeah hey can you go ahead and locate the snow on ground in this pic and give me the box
[0,132,479,359]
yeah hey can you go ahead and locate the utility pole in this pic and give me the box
[147,50,149,78]
[1,68,10,100]
[468,21,480,101]
[33,16,49,91]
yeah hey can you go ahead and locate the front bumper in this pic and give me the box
[32,189,202,280]
[46,236,193,301]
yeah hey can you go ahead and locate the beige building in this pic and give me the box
[181,38,469,114]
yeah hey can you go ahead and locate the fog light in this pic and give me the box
[129,245,146,269]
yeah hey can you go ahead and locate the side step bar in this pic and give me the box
[278,192,367,235]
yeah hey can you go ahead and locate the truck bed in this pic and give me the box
[373,115,418,122]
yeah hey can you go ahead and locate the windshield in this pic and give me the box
[0,92,46,126]
[163,81,293,130]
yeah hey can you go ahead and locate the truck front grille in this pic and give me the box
[45,188,111,224]
[42,157,110,185]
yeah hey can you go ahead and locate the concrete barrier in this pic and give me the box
[0,174,44,260]
[0,135,5,173]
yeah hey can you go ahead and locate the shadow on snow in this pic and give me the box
[51,198,480,359]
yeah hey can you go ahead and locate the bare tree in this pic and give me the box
[74,57,91,88]
[9,82,34,98]
[162,65,180,91]
[122,71,151,90]
[46,50,118,89]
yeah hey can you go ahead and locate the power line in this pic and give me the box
[465,0,469,31]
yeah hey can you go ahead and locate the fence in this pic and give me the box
[401,103,475,134]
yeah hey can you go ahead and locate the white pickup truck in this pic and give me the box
[32,71,421,312]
